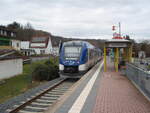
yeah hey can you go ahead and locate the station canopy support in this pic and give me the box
[104,39,132,72]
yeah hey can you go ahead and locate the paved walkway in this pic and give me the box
[93,60,150,113]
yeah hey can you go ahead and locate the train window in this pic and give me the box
[64,46,82,60]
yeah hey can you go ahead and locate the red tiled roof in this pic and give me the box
[31,36,49,43]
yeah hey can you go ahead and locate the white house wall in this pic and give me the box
[32,48,42,54]
[0,59,23,80]
[11,39,21,50]
[21,41,30,49]
[30,43,46,47]
[45,37,53,54]
[30,37,53,55]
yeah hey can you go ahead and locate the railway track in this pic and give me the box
[7,78,78,113]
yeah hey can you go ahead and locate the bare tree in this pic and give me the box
[24,22,33,30]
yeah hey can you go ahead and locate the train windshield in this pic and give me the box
[64,46,82,60]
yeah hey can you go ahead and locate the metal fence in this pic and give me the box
[133,58,150,70]
[126,63,150,99]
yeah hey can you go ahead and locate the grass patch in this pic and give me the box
[0,58,58,104]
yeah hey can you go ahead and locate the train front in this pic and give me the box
[59,42,87,78]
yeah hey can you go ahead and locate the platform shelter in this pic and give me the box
[104,39,132,72]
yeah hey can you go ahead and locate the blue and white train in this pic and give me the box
[59,41,102,78]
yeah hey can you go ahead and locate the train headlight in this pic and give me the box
[79,64,86,71]
[59,64,64,70]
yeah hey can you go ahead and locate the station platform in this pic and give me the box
[46,59,150,113]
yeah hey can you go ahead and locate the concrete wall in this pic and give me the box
[0,59,23,80]
[30,56,49,62]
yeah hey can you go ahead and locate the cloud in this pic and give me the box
[0,0,150,40]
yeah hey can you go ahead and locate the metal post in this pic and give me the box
[123,48,126,62]
[115,48,119,72]
[129,46,132,62]
[126,48,129,62]
[104,47,107,72]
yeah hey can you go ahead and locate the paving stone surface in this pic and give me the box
[93,59,150,113]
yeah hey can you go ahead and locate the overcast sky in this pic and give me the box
[0,0,150,40]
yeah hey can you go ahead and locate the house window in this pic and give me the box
[17,43,19,47]
[40,50,45,54]
[4,31,7,36]
[10,41,12,46]
[14,34,16,37]
[0,30,3,35]
[11,32,14,37]
[25,51,27,56]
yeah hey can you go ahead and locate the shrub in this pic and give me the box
[32,64,49,81]
[45,59,59,79]
[147,65,150,71]
[32,59,59,81]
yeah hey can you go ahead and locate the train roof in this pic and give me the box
[63,40,95,49]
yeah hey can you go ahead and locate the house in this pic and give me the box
[20,48,35,56]
[30,36,53,55]
[0,27,21,50]
[52,46,59,56]
[20,41,35,56]
[51,39,59,56]
[11,39,21,50]
[51,36,61,56]
[21,41,30,49]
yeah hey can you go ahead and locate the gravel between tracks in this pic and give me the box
[0,77,64,113]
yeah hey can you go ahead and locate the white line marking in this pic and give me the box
[68,61,104,113]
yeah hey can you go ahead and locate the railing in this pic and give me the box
[134,58,150,64]
[126,63,150,99]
